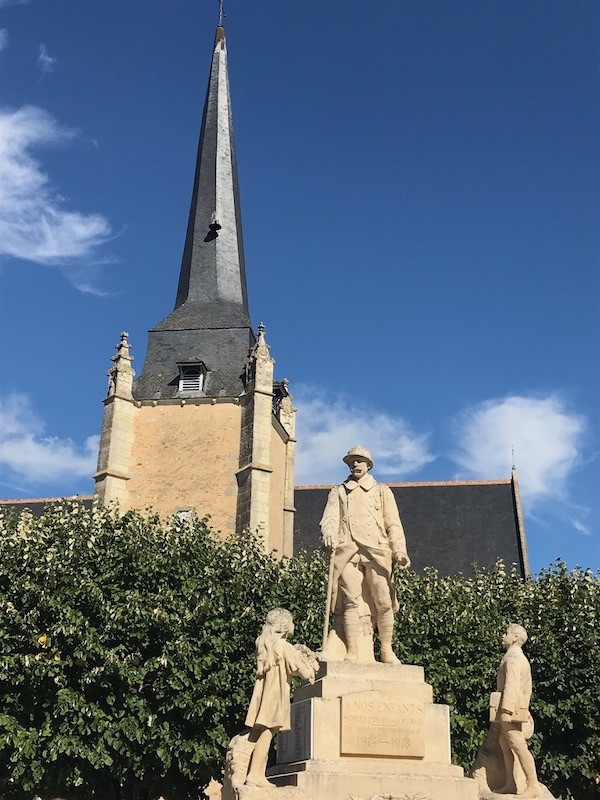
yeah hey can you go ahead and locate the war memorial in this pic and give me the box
[204,448,555,800]
[0,9,595,800]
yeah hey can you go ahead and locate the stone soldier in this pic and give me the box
[320,446,410,664]
[494,624,542,798]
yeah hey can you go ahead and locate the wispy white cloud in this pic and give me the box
[571,519,590,536]
[37,43,56,77]
[294,385,435,485]
[0,394,99,485]
[0,105,113,291]
[0,29,8,52]
[0,0,28,7]
[452,394,587,503]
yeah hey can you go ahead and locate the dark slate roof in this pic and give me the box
[134,26,255,400]
[0,497,94,517]
[133,326,255,399]
[294,479,528,577]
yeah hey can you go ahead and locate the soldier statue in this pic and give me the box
[320,446,410,664]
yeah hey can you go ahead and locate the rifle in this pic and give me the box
[321,543,336,652]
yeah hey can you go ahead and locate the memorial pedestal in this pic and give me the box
[270,660,478,800]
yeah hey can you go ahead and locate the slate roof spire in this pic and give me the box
[156,25,250,331]
[134,24,256,399]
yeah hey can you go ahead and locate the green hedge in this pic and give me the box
[0,502,597,800]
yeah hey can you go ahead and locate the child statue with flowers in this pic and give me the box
[243,608,318,787]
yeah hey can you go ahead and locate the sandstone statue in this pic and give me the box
[320,446,410,664]
[208,609,318,799]
[244,608,318,786]
[472,624,548,799]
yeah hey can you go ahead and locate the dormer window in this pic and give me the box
[178,363,205,393]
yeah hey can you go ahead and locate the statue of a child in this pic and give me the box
[243,608,318,787]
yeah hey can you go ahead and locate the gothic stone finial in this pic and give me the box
[107,331,134,396]
[112,331,132,362]
[110,331,134,367]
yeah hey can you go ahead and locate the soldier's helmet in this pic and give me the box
[343,445,374,470]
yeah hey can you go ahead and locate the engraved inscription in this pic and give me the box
[276,699,312,764]
[341,694,425,758]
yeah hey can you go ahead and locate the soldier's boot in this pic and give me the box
[343,608,361,661]
[377,609,401,664]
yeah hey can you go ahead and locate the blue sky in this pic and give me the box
[0,0,597,573]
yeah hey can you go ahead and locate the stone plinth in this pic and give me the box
[271,660,478,800]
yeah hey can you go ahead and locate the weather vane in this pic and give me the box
[218,0,224,27]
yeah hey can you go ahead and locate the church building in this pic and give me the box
[93,26,296,557]
[0,23,530,577]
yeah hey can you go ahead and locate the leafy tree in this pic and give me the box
[0,502,597,800]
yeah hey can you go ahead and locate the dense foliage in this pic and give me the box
[0,502,597,800]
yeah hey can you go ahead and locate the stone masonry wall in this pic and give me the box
[126,400,242,533]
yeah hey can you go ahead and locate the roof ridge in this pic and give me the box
[295,479,512,490]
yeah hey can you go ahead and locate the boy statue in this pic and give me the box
[489,623,543,798]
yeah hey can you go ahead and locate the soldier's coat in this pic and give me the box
[320,473,409,613]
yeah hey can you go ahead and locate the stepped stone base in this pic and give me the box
[269,758,476,800]
[268,660,478,800]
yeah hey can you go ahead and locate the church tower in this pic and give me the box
[94,25,296,556]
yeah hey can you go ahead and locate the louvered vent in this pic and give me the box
[178,364,204,393]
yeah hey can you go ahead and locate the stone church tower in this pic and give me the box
[94,26,296,556]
